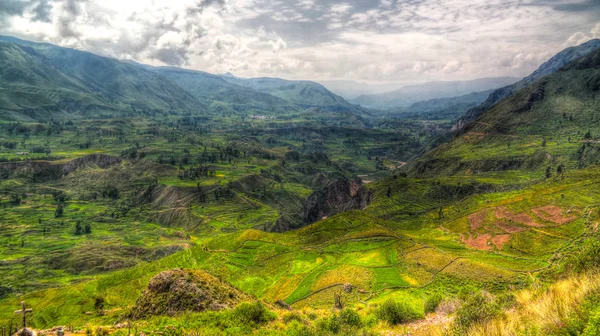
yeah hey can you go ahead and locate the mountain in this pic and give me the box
[411,46,600,177]
[454,39,600,130]
[0,36,368,121]
[318,80,408,100]
[388,89,495,120]
[219,75,370,116]
[153,67,299,114]
[0,36,205,121]
[350,77,519,110]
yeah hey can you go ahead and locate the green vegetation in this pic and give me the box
[1,37,600,336]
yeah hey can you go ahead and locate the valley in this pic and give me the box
[0,31,600,336]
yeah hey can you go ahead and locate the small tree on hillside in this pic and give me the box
[75,221,83,235]
[55,203,64,218]
[545,166,552,179]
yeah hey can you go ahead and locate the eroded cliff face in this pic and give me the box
[0,154,122,181]
[302,177,373,225]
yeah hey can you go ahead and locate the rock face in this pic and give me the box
[453,39,600,131]
[0,154,122,181]
[303,177,372,224]
[131,269,248,318]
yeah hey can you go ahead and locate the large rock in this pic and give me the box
[303,177,372,224]
[131,269,249,318]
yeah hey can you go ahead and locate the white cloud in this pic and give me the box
[0,0,598,83]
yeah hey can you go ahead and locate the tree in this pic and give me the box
[55,203,64,218]
[75,222,83,235]
[387,187,392,198]
[541,138,547,147]
[557,164,565,175]
[545,166,552,178]
[84,223,92,234]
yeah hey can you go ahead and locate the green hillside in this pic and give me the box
[2,37,600,336]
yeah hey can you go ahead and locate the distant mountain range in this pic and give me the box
[318,80,409,100]
[386,89,495,121]
[0,36,368,122]
[349,77,520,110]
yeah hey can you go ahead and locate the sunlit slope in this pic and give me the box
[412,47,600,177]
[3,164,600,327]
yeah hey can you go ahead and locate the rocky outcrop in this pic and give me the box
[303,177,372,224]
[131,269,248,318]
[61,154,122,174]
[0,154,122,181]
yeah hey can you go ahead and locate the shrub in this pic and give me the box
[286,321,315,336]
[424,293,443,313]
[375,299,421,325]
[454,293,501,330]
[566,240,600,273]
[316,315,341,334]
[232,301,276,326]
[283,312,305,324]
[95,327,108,336]
[339,308,362,327]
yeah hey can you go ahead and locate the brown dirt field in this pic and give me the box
[491,234,511,249]
[495,206,543,227]
[510,213,544,227]
[495,206,512,219]
[462,233,492,251]
[468,209,486,231]
[532,205,577,225]
[495,221,526,233]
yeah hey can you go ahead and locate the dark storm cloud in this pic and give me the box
[32,0,52,22]
[151,46,190,66]
[535,0,600,12]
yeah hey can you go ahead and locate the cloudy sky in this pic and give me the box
[1,0,599,84]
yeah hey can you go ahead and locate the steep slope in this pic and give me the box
[411,47,600,177]
[389,89,495,120]
[454,39,600,130]
[350,77,519,110]
[0,36,205,121]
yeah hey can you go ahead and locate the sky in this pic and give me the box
[0,0,599,84]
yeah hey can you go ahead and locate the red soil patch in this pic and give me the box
[532,205,577,225]
[468,209,486,231]
[495,207,512,219]
[462,233,493,251]
[495,221,526,233]
[495,207,543,227]
[491,234,511,249]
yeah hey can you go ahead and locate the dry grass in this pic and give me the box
[467,272,600,336]
[415,273,600,336]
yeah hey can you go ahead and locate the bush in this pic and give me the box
[454,293,501,330]
[339,308,362,327]
[316,315,341,334]
[424,293,443,313]
[232,301,276,326]
[566,240,600,273]
[283,312,305,324]
[376,299,421,325]
[95,327,108,336]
